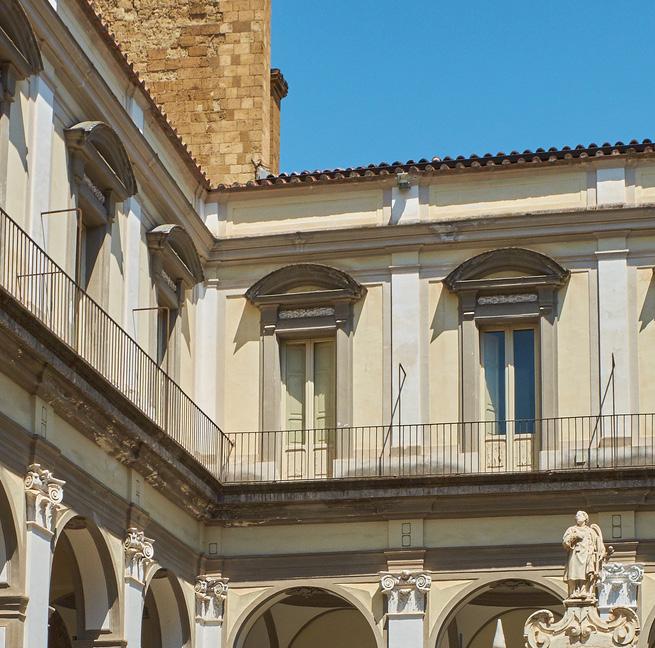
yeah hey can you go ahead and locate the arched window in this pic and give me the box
[0,0,42,85]
[246,264,365,479]
[64,121,137,295]
[445,248,569,470]
[146,224,204,368]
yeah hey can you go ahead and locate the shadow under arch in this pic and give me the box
[228,583,384,648]
[0,477,21,587]
[50,512,121,642]
[429,573,566,648]
[142,566,192,648]
[639,605,655,648]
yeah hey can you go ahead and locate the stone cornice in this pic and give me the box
[207,205,655,266]
[0,290,221,522]
[213,470,655,525]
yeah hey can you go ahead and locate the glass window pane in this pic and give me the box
[313,340,335,434]
[482,331,505,433]
[513,329,536,433]
[284,344,306,442]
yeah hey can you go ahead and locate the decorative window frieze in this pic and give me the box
[477,293,538,305]
[279,306,335,320]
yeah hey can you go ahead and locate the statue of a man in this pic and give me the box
[563,511,606,601]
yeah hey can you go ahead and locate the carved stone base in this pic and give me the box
[525,604,639,648]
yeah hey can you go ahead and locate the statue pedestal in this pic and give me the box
[525,601,639,648]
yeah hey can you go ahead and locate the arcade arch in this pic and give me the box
[232,585,381,648]
[48,516,119,647]
[142,568,191,648]
[432,578,565,648]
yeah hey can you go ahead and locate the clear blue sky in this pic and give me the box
[271,1,655,174]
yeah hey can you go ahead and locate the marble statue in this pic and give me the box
[563,510,607,602]
[524,511,640,648]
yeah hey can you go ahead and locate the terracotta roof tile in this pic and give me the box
[214,139,655,193]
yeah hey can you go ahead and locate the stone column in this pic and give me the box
[23,464,65,648]
[380,571,431,648]
[0,63,18,209]
[194,576,228,648]
[123,528,155,648]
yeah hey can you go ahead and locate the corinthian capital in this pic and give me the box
[380,570,432,615]
[195,576,229,623]
[24,464,65,535]
[124,527,154,585]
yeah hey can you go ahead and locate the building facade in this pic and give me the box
[0,0,655,647]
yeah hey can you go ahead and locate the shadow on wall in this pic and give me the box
[639,271,655,332]
[430,284,458,343]
[233,299,260,353]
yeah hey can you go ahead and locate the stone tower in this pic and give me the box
[90,0,287,185]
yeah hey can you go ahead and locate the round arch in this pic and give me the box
[142,567,192,648]
[228,583,384,648]
[429,574,566,648]
[50,513,120,642]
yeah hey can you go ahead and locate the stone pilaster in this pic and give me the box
[380,570,431,648]
[123,528,154,648]
[23,464,65,648]
[597,563,644,620]
[195,576,228,648]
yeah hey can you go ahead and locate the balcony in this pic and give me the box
[0,207,232,480]
[224,415,655,483]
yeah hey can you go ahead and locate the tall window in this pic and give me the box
[481,327,537,434]
[282,339,335,479]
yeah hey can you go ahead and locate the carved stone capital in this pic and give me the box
[24,464,65,535]
[124,527,154,585]
[195,576,228,623]
[598,563,644,619]
[379,570,431,615]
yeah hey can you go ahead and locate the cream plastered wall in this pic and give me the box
[428,168,589,220]
[224,295,261,432]
[556,270,592,417]
[222,188,385,237]
[352,283,385,427]
[635,163,655,204]
[637,267,655,412]
[206,511,653,559]
[428,280,459,423]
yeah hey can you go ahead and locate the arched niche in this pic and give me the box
[142,568,191,648]
[231,585,382,648]
[430,577,565,648]
[444,248,570,466]
[246,264,365,446]
[49,516,120,645]
[0,0,42,90]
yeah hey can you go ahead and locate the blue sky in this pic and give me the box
[272,1,655,173]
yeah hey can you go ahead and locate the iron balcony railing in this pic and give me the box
[0,208,231,479]
[224,414,655,483]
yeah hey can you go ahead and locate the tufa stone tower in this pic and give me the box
[90,0,288,185]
